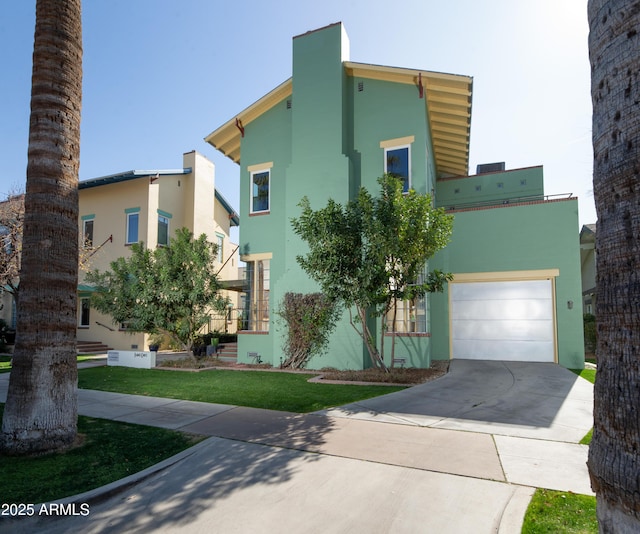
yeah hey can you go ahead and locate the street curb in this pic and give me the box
[498,485,536,534]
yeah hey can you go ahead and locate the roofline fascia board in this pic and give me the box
[79,168,192,190]
[204,78,293,147]
[215,190,240,227]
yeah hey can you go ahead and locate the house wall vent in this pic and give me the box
[286,99,292,109]
[358,81,364,92]
[476,162,506,174]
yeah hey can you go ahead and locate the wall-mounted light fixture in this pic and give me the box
[567,300,574,310]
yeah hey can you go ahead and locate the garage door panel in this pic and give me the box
[451,278,555,362]
[453,319,554,342]
[452,299,553,321]
[452,279,551,301]
[452,339,555,362]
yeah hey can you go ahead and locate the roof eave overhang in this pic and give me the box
[345,62,472,177]
[79,168,192,190]
[215,190,240,226]
[204,79,293,165]
[205,62,472,177]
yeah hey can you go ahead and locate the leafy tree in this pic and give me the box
[1,0,83,455]
[291,175,453,371]
[0,192,24,302]
[587,0,640,530]
[276,292,340,369]
[87,228,229,356]
[0,191,100,308]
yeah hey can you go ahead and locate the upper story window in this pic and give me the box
[251,170,270,213]
[125,208,140,245]
[248,162,273,215]
[381,136,414,193]
[157,211,172,246]
[82,215,94,248]
[216,233,224,263]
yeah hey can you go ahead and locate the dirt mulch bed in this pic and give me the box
[157,355,449,385]
[318,360,449,385]
[157,356,273,371]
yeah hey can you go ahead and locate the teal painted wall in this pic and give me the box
[237,86,293,365]
[436,166,544,209]
[235,23,439,370]
[382,335,430,368]
[429,199,585,369]
[283,23,363,369]
[233,23,582,371]
[349,77,431,194]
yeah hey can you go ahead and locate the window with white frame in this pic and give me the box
[385,145,411,193]
[157,211,171,246]
[251,169,270,213]
[381,136,414,193]
[82,216,94,248]
[125,208,140,245]
[79,297,91,328]
[216,233,224,263]
[242,258,270,331]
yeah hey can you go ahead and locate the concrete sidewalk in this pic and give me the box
[0,360,594,533]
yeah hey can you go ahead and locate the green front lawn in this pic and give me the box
[0,355,11,373]
[78,366,405,413]
[571,368,596,384]
[0,404,202,504]
[522,488,597,533]
[0,354,98,374]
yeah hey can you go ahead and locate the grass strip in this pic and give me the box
[0,355,97,374]
[78,366,405,413]
[571,368,596,384]
[0,404,202,504]
[522,488,597,533]
[570,368,595,445]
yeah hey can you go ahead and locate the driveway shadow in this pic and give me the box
[8,411,336,534]
[322,360,593,442]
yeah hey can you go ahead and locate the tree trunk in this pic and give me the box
[1,0,82,455]
[357,306,387,371]
[587,0,640,530]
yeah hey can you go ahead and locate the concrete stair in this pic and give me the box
[77,341,112,354]
[217,342,237,363]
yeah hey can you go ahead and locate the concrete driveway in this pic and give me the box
[322,359,594,442]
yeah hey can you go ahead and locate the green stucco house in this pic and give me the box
[206,22,584,370]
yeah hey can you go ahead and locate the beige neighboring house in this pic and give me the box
[580,223,596,315]
[77,150,240,352]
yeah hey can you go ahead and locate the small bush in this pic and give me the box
[277,292,339,369]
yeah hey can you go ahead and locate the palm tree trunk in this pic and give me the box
[1,0,82,455]
[587,0,640,530]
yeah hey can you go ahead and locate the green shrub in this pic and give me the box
[276,292,340,369]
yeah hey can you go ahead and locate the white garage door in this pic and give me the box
[451,279,555,362]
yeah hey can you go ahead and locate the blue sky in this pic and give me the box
[1,0,594,229]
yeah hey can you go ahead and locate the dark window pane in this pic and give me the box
[252,171,270,212]
[84,220,94,246]
[158,216,169,245]
[387,147,409,192]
